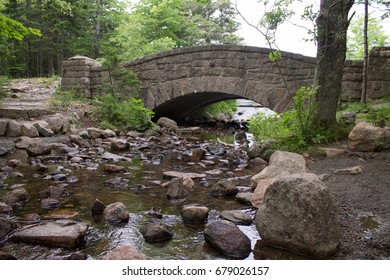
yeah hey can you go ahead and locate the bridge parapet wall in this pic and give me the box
[61,46,389,116]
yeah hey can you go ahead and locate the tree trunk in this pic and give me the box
[361,0,369,104]
[314,0,355,125]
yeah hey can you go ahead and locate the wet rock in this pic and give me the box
[104,177,129,188]
[6,120,22,137]
[10,219,89,248]
[251,150,307,183]
[0,202,12,214]
[102,152,132,162]
[204,220,251,259]
[14,136,41,149]
[182,176,195,192]
[0,218,18,241]
[8,159,22,167]
[41,198,61,209]
[145,208,163,219]
[157,117,178,131]
[191,148,206,163]
[67,176,79,183]
[21,123,39,137]
[39,185,69,199]
[43,209,80,220]
[248,157,268,171]
[100,246,148,260]
[255,173,340,259]
[34,121,54,137]
[103,202,129,224]
[167,178,186,199]
[207,145,225,156]
[91,199,106,215]
[110,139,130,151]
[334,165,364,175]
[348,122,390,152]
[163,171,206,180]
[26,142,53,156]
[104,164,125,173]
[0,147,7,156]
[220,210,252,225]
[67,252,88,260]
[102,129,116,139]
[210,179,238,197]
[181,204,209,224]
[235,192,253,205]
[51,173,67,182]
[140,221,174,243]
[23,213,41,223]
[2,187,29,205]
[247,140,273,159]
[0,252,17,260]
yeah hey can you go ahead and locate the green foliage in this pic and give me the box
[94,94,154,132]
[347,15,390,59]
[49,88,86,109]
[249,86,338,152]
[0,75,10,104]
[0,13,41,40]
[191,100,237,120]
[269,50,282,62]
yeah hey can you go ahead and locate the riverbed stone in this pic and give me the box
[39,185,68,199]
[2,187,30,205]
[140,221,174,243]
[110,139,130,151]
[104,164,125,173]
[103,202,129,224]
[0,202,12,214]
[334,165,364,175]
[104,177,129,188]
[6,120,22,137]
[100,246,148,260]
[21,123,39,138]
[157,117,178,131]
[348,121,390,152]
[255,173,340,258]
[210,179,238,197]
[0,218,18,241]
[0,119,8,136]
[41,198,61,209]
[204,220,251,259]
[235,192,253,205]
[0,147,7,156]
[251,150,307,183]
[167,177,186,199]
[10,219,89,248]
[191,148,206,163]
[34,121,54,136]
[220,210,252,225]
[45,115,68,134]
[91,199,106,215]
[181,204,209,224]
[163,171,206,180]
[26,142,53,156]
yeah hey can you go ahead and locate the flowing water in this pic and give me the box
[0,132,262,260]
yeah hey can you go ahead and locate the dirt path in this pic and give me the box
[307,150,390,259]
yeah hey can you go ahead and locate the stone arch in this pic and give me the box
[123,45,316,121]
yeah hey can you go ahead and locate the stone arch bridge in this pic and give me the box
[61,45,389,121]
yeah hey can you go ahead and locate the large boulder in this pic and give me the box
[157,117,179,131]
[252,150,307,183]
[45,115,68,134]
[0,218,18,241]
[26,142,53,156]
[102,202,129,224]
[6,120,22,137]
[21,123,39,138]
[33,121,54,137]
[10,219,88,248]
[255,173,340,258]
[220,210,252,226]
[348,122,390,152]
[204,220,251,259]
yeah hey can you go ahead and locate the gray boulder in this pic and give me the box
[157,117,178,131]
[181,204,209,224]
[26,142,53,156]
[140,221,174,243]
[21,123,39,138]
[0,119,9,136]
[2,187,30,206]
[220,210,252,225]
[255,173,340,258]
[34,121,54,137]
[102,202,129,224]
[45,115,68,134]
[348,121,390,152]
[204,220,251,259]
[6,120,21,137]
[167,177,186,199]
[10,219,88,248]
[210,179,238,197]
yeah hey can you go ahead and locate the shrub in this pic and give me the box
[94,94,154,132]
[49,88,86,109]
[249,86,338,152]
